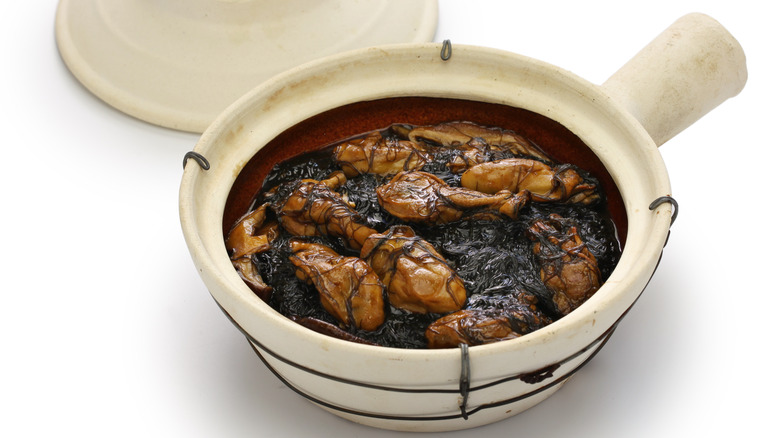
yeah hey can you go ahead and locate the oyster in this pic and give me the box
[528,214,602,316]
[289,239,385,331]
[461,158,599,205]
[376,171,528,223]
[360,226,467,314]
[334,130,431,177]
[272,172,377,250]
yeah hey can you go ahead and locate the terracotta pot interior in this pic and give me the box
[224,97,627,249]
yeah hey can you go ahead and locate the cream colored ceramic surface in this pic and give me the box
[179,13,745,432]
[54,0,438,133]
[602,13,747,146]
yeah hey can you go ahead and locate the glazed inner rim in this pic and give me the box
[222,97,628,348]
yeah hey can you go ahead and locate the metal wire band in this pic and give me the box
[459,343,471,419]
[213,298,632,422]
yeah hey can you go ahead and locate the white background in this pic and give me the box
[3,1,777,437]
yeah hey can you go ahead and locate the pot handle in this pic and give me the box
[601,13,747,147]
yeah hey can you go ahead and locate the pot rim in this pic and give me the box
[180,42,673,383]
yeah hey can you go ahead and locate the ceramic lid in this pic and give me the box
[55,0,439,133]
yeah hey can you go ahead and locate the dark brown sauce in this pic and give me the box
[224,97,626,349]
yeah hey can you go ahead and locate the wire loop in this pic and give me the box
[440,39,452,61]
[649,196,679,226]
[183,151,210,170]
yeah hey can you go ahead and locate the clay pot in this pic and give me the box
[180,13,745,432]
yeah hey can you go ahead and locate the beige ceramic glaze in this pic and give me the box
[180,13,746,432]
[54,0,438,133]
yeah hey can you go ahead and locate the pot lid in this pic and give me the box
[55,0,439,133]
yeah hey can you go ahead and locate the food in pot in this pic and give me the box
[360,225,468,314]
[334,129,432,177]
[461,158,599,205]
[289,315,382,345]
[271,172,376,250]
[404,121,551,172]
[376,171,529,224]
[527,214,603,315]
[425,292,553,348]
[289,239,385,331]
[226,203,279,299]
[226,121,621,349]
